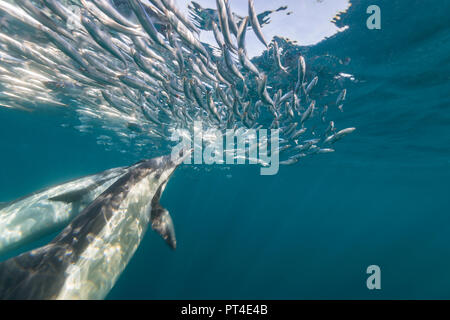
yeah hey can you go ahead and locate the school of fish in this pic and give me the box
[0,0,355,166]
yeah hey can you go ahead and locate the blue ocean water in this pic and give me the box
[0,0,449,299]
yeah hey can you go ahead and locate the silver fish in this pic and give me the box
[321,105,328,122]
[131,48,166,82]
[212,20,226,49]
[216,0,236,51]
[207,90,222,122]
[81,13,128,66]
[324,127,356,144]
[225,0,239,36]
[237,16,249,51]
[191,79,207,110]
[16,0,74,40]
[165,9,209,60]
[238,48,259,76]
[129,0,169,50]
[257,74,274,106]
[305,75,318,95]
[317,148,335,154]
[131,36,165,63]
[92,0,139,28]
[42,0,71,22]
[290,127,307,140]
[336,88,347,105]
[223,46,244,80]
[161,0,199,34]
[280,158,299,166]
[43,27,87,69]
[273,41,288,73]
[301,100,315,124]
[295,55,306,93]
[119,74,152,92]
[82,0,144,37]
[248,0,268,48]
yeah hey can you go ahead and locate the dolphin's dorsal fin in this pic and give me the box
[150,184,177,250]
[47,170,128,205]
[48,188,92,204]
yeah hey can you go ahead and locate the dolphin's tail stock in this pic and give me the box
[0,153,187,300]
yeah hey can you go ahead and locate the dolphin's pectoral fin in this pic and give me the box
[151,204,177,250]
[150,183,176,250]
[47,188,92,204]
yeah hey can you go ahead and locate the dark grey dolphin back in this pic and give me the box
[0,167,127,209]
[0,202,9,210]
[0,244,73,299]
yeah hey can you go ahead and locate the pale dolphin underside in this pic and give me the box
[0,153,184,300]
[0,166,128,256]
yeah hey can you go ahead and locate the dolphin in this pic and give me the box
[0,152,186,299]
[0,166,128,257]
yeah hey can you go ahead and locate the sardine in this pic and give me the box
[225,0,239,36]
[295,55,306,93]
[165,9,209,61]
[336,88,346,105]
[238,48,259,76]
[212,20,226,49]
[223,46,244,80]
[16,0,74,40]
[256,74,273,106]
[42,0,71,22]
[324,127,356,144]
[248,0,268,48]
[92,0,139,28]
[81,14,128,66]
[273,41,288,73]
[161,0,199,34]
[129,0,169,50]
[216,0,236,51]
[237,16,249,51]
[301,100,315,124]
[305,76,318,95]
